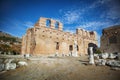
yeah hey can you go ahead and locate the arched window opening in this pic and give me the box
[56,42,59,50]
[46,19,51,27]
[69,45,73,51]
[55,22,59,29]
[77,45,79,51]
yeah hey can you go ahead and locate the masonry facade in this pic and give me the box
[21,17,98,56]
[100,25,120,53]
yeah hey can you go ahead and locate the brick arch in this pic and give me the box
[88,43,97,54]
[35,17,63,30]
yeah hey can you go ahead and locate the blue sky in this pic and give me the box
[0,0,120,46]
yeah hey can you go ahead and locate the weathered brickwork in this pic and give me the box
[100,25,120,53]
[21,17,98,56]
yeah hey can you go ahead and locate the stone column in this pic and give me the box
[58,22,63,31]
[89,47,95,64]
[74,40,78,57]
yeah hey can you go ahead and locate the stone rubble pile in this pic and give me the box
[88,47,120,70]
[94,53,120,70]
[95,59,106,66]
[0,58,27,72]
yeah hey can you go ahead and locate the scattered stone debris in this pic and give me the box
[118,53,120,60]
[101,53,109,59]
[4,59,14,64]
[97,53,118,59]
[18,61,27,66]
[0,59,4,63]
[109,53,117,59]
[93,52,120,70]
[24,54,30,59]
[95,59,106,66]
[0,58,27,72]
[5,63,16,70]
[106,60,120,67]
[0,64,4,71]
[94,54,99,60]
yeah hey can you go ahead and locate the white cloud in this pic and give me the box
[2,18,26,30]
[89,0,120,20]
[58,0,120,31]
[64,29,75,34]
[89,0,111,9]
[106,3,120,19]
[0,17,35,37]
[59,9,82,24]
[23,21,34,28]
[4,18,34,29]
[63,10,80,24]
[52,18,61,22]
[78,21,111,30]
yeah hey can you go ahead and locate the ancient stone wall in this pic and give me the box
[100,25,120,53]
[21,17,98,56]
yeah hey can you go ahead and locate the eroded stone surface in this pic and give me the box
[118,53,120,60]
[101,53,109,59]
[106,60,120,67]
[9,63,16,70]
[109,53,117,59]
[0,64,4,71]
[18,61,27,66]
[21,17,98,56]
[96,59,106,66]
[100,25,120,53]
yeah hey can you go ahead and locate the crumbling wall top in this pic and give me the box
[34,17,63,31]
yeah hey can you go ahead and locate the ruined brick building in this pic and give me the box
[100,25,120,53]
[21,17,98,56]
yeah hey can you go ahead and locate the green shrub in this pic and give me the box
[95,49,102,54]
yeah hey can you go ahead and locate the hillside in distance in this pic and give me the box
[0,31,22,55]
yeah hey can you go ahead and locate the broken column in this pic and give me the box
[73,40,78,57]
[89,47,95,64]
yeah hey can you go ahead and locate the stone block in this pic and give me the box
[96,59,106,66]
[18,61,27,66]
[0,64,4,71]
[9,63,16,70]
[109,53,117,59]
[106,60,120,67]
[101,53,109,59]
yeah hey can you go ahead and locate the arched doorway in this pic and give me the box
[88,43,97,54]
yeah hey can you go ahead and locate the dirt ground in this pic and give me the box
[0,56,120,80]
